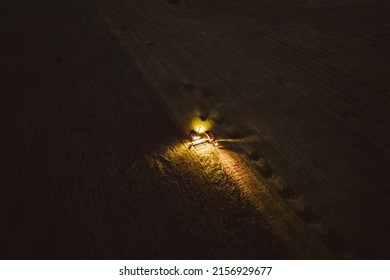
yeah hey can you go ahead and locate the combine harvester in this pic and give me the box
[189,128,218,148]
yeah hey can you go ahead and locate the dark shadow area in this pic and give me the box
[295,207,319,224]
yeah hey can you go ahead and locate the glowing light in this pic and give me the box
[190,117,212,133]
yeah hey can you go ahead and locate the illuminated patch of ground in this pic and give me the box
[154,141,332,258]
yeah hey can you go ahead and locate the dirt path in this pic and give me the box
[1,0,179,258]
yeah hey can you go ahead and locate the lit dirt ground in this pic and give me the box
[1,0,389,259]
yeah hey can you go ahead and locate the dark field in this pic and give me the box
[1,0,389,259]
